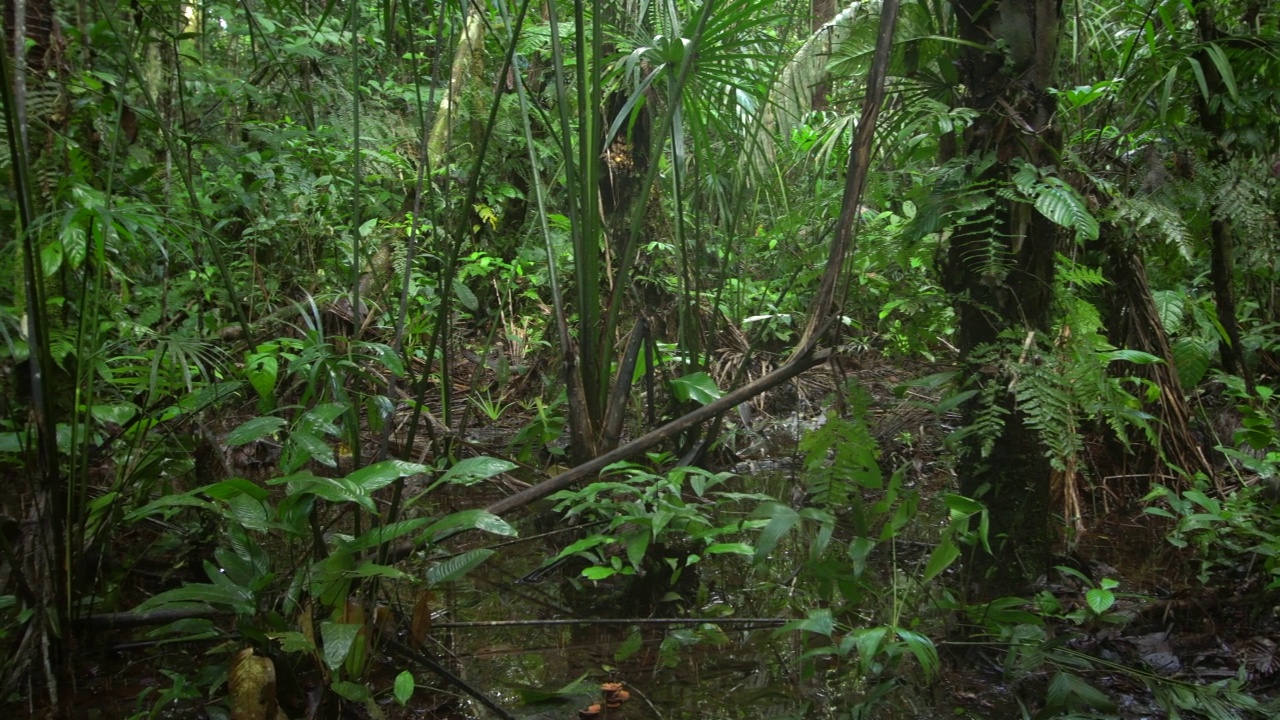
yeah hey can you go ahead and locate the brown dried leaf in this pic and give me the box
[337,597,365,625]
[1238,637,1278,678]
[229,648,277,720]
[410,590,434,647]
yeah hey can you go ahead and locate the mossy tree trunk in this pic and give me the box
[943,0,1063,596]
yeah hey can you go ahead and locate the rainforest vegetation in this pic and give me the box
[3,0,1280,717]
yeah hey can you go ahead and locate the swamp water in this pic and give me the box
[415,468,955,720]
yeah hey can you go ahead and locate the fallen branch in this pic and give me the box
[484,346,832,516]
[74,607,226,630]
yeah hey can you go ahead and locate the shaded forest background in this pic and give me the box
[3,0,1280,717]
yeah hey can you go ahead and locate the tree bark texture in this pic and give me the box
[944,0,1063,595]
[1102,233,1213,481]
[1192,2,1254,394]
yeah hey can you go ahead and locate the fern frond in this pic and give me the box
[1111,194,1193,260]
[954,217,1014,281]
[1035,177,1099,241]
[1057,254,1107,289]
[800,389,883,508]
[1015,358,1080,471]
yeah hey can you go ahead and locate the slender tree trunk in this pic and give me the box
[944,0,1063,595]
[1192,2,1254,394]
[3,0,69,704]
[809,0,836,110]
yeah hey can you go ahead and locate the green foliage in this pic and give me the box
[547,459,759,584]
[1144,380,1280,588]
[127,453,514,699]
[3,0,1280,713]
[798,394,883,509]
[1145,476,1280,588]
[948,306,1159,471]
[507,396,568,464]
[959,577,1276,720]
[1008,160,1101,242]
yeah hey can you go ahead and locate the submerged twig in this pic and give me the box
[384,638,517,720]
[431,617,787,629]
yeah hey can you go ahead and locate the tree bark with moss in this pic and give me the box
[943,0,1063,595]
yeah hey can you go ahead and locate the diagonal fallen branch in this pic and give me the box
[484,346,832,516]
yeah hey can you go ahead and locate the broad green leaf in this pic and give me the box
[752,504,798,564]
[423,509,517,538]
[393,671,414,705]
[1101,349,1161,365]
[41,239,64,276]
[159,382,244,421]
[454,281,478,311]
[670,372,722,405]
[202,478,269,502]
[1151,290,1185,335]
[61,224,87,269]
[226,416,286,446]
[1046,671,1116,712]
[274,473,374,511]
[90,403,137,425]
[582,566,619,580]
[330,680,371,702]
[848,536,875,578]
[1171,337,1213,390]
[922,539,960,583]
[849,626,889,660]
[245,354,278,400]
[942,493,984,518]
[895,628,939,680]
[615,628,644,662]
[127,493,216,519]
[320,622,362,670]
[270,631,315,653]
[1186,56,1210,104]
[624,528,650,570]
[226,494,270,532]
[779,608,834,638]
[290,430,335,467]
[359,342,405,377]
[0,432,25,453]
[135,582,254,615]
[1183,489,1219,514]
[439,456,517,486]
[507,674,594,704]
[553,534,614,561]
[346,460,429,492]
[705,543,753,555]
[351,562,410,580]
[299,411,342,439]
[427,548,494,586]
[347,518,434,552]
[1204,43,1238,102]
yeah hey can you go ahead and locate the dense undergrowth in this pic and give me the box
[3,0,1280,718]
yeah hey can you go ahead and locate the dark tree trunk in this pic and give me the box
[809,0,837,110]
[943,0,1063,595]
[1192,2,1254,394]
